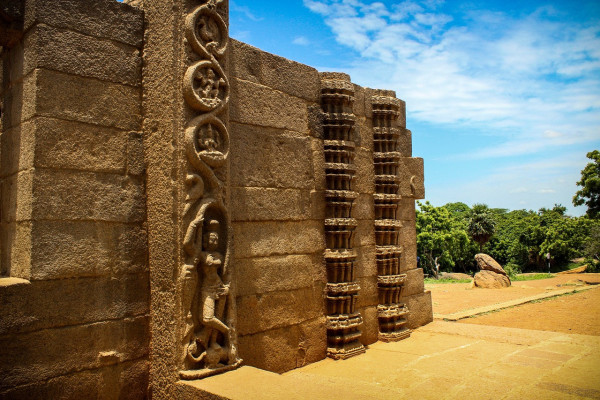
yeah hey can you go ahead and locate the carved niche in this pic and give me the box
[179,0,242,379]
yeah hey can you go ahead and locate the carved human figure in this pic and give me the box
[199,123,219,151]
[195,68,225,103]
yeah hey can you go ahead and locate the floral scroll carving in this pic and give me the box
[179,0,241,380]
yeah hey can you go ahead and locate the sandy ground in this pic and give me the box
[427,273,600,315]
[427,273,600,336]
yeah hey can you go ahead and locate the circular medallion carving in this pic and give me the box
[185,4,228,58]
[186,114,229,168]
[183,60,229,112]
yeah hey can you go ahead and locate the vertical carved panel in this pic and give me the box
[372,94,411,342]
[320,73,365,360]
[179,0,242,379]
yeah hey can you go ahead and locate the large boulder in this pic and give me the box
[473,270,511,288]
[475,253,508,276]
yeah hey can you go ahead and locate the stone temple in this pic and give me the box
[0,0,432,398]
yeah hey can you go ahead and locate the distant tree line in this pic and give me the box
[416,202,598,276]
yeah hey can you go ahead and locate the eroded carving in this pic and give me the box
[372,93,411,342]
[179,0,241,379]
[320,73,365,360]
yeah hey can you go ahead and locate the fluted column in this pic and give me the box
[320,73,365,359]
[372,93,411,342]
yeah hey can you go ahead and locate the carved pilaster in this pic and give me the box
[179,0,241,379]
[372,94,411,342]
[320,73,365,359]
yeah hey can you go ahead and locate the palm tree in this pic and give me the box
[468,204,496,253]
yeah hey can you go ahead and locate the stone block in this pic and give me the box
[398,157,425,199]
[353,147,375,194]
[0,221,32,279]
[24,24,142,86]
[0,119,35,177]
[397,198,416,223]
[354,115,372,151]
[33,69,142,131]
[356,276,378,309]
[358,305,379,346]
[235,253,325,297]
[354,219,375,248]
[0,315,149,391]
[354,193,374,221]
[230,123,313,189]
[398,128,412,157]
[236,286,325,336]
[1,170,33,222]
[31,169,145,223]
[231,187,313,222]
[233,220,324,259]
[28,221,147,280]
[230,78,309,134]
[260,50,320,102]
[353,84,366,119]
[402,267,425,297]
[310,190,326,221]
[24,0,144,47]
[310,137,326,191]
[127,131,145,176]
[230,39,262,84]
[402,290,433,329]
[238,316,326,373]
[31,117,128,173]
[399,225,418,272]
[355,245,376,278]
[0,274,149,335]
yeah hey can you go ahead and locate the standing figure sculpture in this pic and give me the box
[180,211,240,379]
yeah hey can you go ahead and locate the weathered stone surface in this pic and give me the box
[353,147,375,194]
[238,317,326,373]
[31,169,145,222]
[0,274,149,335]
[0,222,32,279]
[24,24,142,86]
[473,270,511,289]
[32,117,128,173]
[475,253,508,276]
[230,123,313,189]
[356,276,378,309]
[231,187,313,222]
[398,128,412,157]
[0,359,149,400]
[260,50,320,102]
[236,286,325,336]
[355,245,377,278]
[354,193,375,221]
[30,221,147,280]
[230,78,309,133]
[399,224,418,272]
[402,268,426,297]
[24,0,144,47]
[398,157,425,199]
[397,198,416,223]
[235,254,324,297]
[233,220,324,258]
[1,171,33,222]
[354,219,376,248]
[33,69,142,130]
[0,123,35,177]
[0,316,149,391]
[358,306,379,346]
[403,290,433,329]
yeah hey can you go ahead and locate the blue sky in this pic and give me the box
[229,0,600,215]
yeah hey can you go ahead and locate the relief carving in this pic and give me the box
[179,0,241,379]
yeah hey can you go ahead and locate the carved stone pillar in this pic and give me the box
[320,73,365,359]
[372,93,411,342]
[179,0,241,379]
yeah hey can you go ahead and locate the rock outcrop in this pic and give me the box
[473,254,511,288]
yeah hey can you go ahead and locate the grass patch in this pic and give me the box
[512,273,554,281]
[425,278,472,284]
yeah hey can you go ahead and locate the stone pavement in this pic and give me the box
[180,320,600,399]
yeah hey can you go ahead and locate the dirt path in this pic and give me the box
[459,286,600,335]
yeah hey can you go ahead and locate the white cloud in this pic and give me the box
[293,36,311,46]
[231,1,263,21]
[304,0,600,159]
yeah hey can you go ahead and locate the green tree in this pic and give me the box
[468,204,496,253]
[573,150,600,219]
